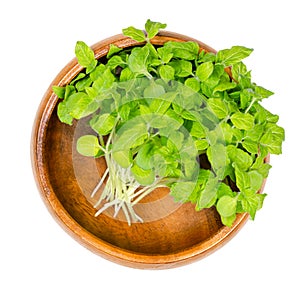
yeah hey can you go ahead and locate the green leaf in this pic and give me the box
[147,115,169,128]
[231,112,254,130]
[92,68,115,93]
[112,149,132,168]
[198,176,219,209]
[122,26,145,42]
[120,67,135,82]
[190,121,206,138]
[76,135,103,157]
[148,98,170,114]
[135,143,154,170]
[145,19,167,39]
[207,143,228,171]
[118,104,131,121]
[65,84,76,98]
[75,76,92,91]
[150,152,168,177]
[254,85,274,99]
[127,46,150,76]
[198,50,216,63]
[75,41,97,73]
[207,98,229,119]
[170,181,197,203]
[228,146,253,170]
[52,86,66,98]
[164,41,199,60]
[70,73,87,86]
[196,62,214,81]
[65,85,77,99]
[256,193,267,210]
[220,122,233,144]
[106,55,126,69]
[206,125,226,145]
[217,182,235,198]
[203,64,224,88]
[251,155,264,170]
[85,86,98,99]
[217,195,237,217]
[195,139,209,151]
[163,108,184,129]
[89,64,106,82]
[260,130,273,148]
[248,170,264,192]
[131,164,155,185]
[139,104,151,116]
[239,89,253,110]
[242,139,259,154]
[234,165,250,191]
[213,81,236,93]
[234,169,264,209]
[107,44,122,59]
[112,119,148,151]
[144,42,159,60]
[182,158,198,180]
[180,136,198,159]
[157,46,173,63]
[165,132,184,155]
[221,214,237,227]
[260,130,283,154]
[169,60,193,77]
[231,61,248,81]
[130,134,148,149]
[216,46,253,66]
[265,123,285,141]
[253,161,272,178]
[89,113,116,135]
[66,92,94,119]
[265,110,279,123]
[239,191,260,220]
[57,101,73,125]
[184,77,200,92]
[244,124,264,142]
[143,81,165,98]
[158,65,175,80]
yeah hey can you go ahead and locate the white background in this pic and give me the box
[1,0,299,299]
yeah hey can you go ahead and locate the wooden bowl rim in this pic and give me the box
[31,31,266,269]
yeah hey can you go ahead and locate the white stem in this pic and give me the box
[95,199,119,217]
[113,201,123,217]
[131,184,165,206]
[126,203,143,223]
[93,181,110,208]
[90,122,168,225]
[91,167,109,197]
[122,203,131,226]
[130,184,153,199]
[245,97,257,114]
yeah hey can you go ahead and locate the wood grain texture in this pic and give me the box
[31,31,268,269]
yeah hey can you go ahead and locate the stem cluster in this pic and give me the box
[91,126,164,225]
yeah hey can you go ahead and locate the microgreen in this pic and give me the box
[53,20,284,226]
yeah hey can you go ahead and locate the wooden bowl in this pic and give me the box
[31,31,267,269]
